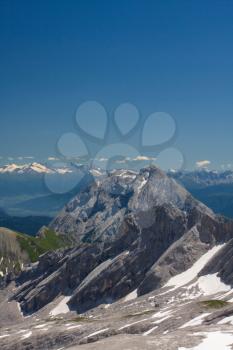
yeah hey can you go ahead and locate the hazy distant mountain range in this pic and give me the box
[169,169,233,219]
[0,163,93,234]
[0,162,93,217]
[0,162,72,174]
[1,162,233,187]
[169,168,233,188]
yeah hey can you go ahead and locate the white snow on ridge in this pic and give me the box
[0,334,9,339]
[29,163,53,173]
[85,328,109,338]
[227,294,233,302]
[90,169,103,177]
[66,325,82,330]
[153,315,171,324]
[137,178,147,192]
[152,309,172,320]
[124,289,138,302]
[17,302,24,317]
[34,324,48,329]
[114,170,137,179]
[143,325,158,336]
[0,164,22,173]
[21,331,32,340]
[119,318,149,331]
[0,162,52,174]
[50,296,71,316]
[165,245,226,291]
[56,168,73,174]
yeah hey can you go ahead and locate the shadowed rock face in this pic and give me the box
[11,166,233,314]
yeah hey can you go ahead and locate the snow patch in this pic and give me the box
[153,315,171,324]
[90,169,102,177]
[115,170,136,179]
[165,245,225,291]
[119,318,149,330]
[16,330,28,334]
[17,302,24,317]
[151,309,172,319]
[180,313,210,328]
[66,325,82,330]
[227,295,233,302]
[179,331,233,350]
[137,178,147,192]
[0,334,9,339]
[34,324,48,329]
[195,274,231,295]
[124,289,138,302]
[50,296,71,316]
[143,325,158,336]
[21,331,32,340]
[85,328,109,338]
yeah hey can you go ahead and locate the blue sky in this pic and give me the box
[0,0,233,170]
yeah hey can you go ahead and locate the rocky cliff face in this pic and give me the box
[50,167,213,243]
[11,166,233,315]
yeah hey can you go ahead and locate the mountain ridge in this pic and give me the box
[9,166,233,316]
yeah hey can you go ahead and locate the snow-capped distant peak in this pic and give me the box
[0,163,22,173]
[0,162,53,174]
[55,168,73,174]
[168,168,177,174]
[29,162,53,174]
[90,169,103,177]
[0,162,79,175]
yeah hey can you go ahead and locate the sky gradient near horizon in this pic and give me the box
[0,0,233,170]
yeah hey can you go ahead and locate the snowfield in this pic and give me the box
[124,289,138,302]
[49,296,71,316]
[180,313,210,329]
[165,244,227,292]
[179,331,233,350]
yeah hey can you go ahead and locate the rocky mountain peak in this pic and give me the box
[49,166,214,245]
[6,166,233,322]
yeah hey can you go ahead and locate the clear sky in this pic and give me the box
[0,0,233,170]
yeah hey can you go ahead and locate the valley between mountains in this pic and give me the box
[1,166,233,349]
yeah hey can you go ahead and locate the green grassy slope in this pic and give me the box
[17,228,69,262]
[0,227,69,277]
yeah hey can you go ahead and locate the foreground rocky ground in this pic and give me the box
[1,277,233,350]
